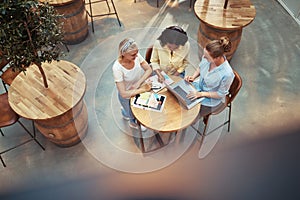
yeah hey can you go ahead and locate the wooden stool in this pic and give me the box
[0,93,45,167]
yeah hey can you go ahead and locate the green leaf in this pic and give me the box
[0,0,66,70]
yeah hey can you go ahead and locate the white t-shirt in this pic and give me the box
[112,53,146,92]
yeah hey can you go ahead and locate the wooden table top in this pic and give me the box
[39,0,74,6]
[8,60,86,120]
[194,0,256,30]
[131,77,201,133]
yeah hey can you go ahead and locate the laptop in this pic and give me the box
[166,79,204,110]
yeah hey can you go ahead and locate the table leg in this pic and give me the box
[137,121,145,153]
[155,133,164,147]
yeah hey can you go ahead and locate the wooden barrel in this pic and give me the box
[35,100,88,147]
[49,0,89,45]
[197,21,242,61]
[8,60,88,147]
[194,0,256,61]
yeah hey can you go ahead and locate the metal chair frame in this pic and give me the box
[192,70,243,136]
[85,0,121,33]
[145,46,153,64]
[0,93,45,167]
[0,56,9,92]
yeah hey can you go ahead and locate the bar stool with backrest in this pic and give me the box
[192,70,243,136]
[0,67,21,92]
[0,53,23,92]
[0,92,45,167]
[85,0,121,33]
[144,46,153,64]
[0,53,10,92]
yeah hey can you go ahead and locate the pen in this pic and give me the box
[151,86,161,90]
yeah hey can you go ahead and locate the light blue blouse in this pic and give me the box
[194,56,235,107]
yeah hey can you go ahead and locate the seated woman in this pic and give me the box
[112,38,152,131]
[150,25,190,82]
[185,36,235,117]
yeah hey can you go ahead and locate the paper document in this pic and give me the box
[132,92,166,112]
[146,71,174,93]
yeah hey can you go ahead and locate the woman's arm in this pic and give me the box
[176,42,190,74]
[188,91,221,100]
[150,43,161,72]
[155,69,165,83]
[136,60,153,86]
[184,67,200,82]
[117,81,151,99]
[187,75,233,100]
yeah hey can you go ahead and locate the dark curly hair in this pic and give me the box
[157,26,188,47]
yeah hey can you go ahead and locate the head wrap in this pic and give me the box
[120,38,136,55]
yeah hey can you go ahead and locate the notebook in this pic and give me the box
[166,79,204,110]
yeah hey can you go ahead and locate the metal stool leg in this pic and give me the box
[106,0,111,13]
[227,103,232,132]
[85,0,121,33]
[2,80,8,93]
[17,120,45,151]
[110,0,121,26]
[0,155,6,167]
[86,0,95,33]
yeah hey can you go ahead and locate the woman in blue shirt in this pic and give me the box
[185,36,235,117]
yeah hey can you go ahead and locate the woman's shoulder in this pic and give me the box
[136,52,145,62]
[200,56,209,65]
[112,59,122,70]
[222,62,234,77]
[183,40,190,48]
[153,40,162,48]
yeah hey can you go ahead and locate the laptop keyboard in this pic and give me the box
[173,86,197,105]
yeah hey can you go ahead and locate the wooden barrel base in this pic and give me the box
[197,21,242,60]
[35,100,88,147]
[54,119,88,148]
[51,0,89,45]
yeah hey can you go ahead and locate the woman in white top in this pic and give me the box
[112,38,152,131]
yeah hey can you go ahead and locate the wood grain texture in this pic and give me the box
[8,60,86,120]
[194,0,256,30]
[34,100,88,147]
[39,0,74,6]
[131,76,200,133]
[39,0,89,44]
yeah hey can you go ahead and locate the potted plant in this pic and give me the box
[0,0,65,88]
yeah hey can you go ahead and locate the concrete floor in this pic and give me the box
[1,0,300,199]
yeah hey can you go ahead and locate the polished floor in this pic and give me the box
[1,0,300,199]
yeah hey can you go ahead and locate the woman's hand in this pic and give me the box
[184,76,194,82]
[157,74,165,83]
[139,82,152,92]
[173,71,180,76]
[187,91,203,101]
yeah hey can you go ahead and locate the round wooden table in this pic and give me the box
[8,60,88,147]
[194,0,256,60]
[131,76,200,153]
